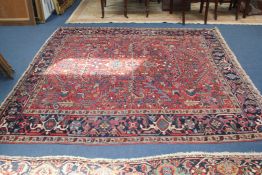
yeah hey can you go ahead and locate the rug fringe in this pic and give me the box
[66,21,262,25]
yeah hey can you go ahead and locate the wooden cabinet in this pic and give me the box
[0,0,36,25]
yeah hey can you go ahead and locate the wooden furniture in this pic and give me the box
[101,0,106,18]
[200,0,218,20]
[145,0,150,17]
[35,0,55,23]
[170,0,210,24]
[183,0,210,24]
[170,0,250,24]
[243,0,251,18]
[0,0,36,25]
[228,0,249,20]
[101,0,150,18]
[0,54,14,79]
[163,0,190,11]
[200,0,250,21]
[52,0,75,15]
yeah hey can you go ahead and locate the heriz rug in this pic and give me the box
[0,153,261,174]
[0,27,262,145]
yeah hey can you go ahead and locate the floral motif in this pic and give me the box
[0,154,261,175]
[216,161,239,175]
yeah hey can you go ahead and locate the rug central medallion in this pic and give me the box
[0,27,261,144]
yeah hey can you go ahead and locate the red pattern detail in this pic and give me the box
[27,32,238,112]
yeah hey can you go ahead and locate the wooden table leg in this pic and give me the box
[101,0,104,18]
[204,0,209,24]
[124,0,128,18]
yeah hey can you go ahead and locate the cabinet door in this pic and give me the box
[0,0,35,25]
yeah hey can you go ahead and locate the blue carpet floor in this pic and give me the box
[0,0,262,158]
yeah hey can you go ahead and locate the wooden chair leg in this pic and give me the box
[236,0,240,20]
[101,0,104,18]
[124,0,128,18]
[182,0,186,24]
[233,0,238,8]
[243,0,250,18]
[170,0,174,14]
[204,0,209,24]
[145,0,149,17]
[214,0,218,20]
[200,0,204,13]
[229,0,233,10]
